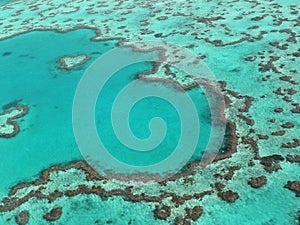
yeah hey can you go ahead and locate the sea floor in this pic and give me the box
[0,0,299,225]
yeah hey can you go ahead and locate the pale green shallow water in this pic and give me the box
[0,0,299,224]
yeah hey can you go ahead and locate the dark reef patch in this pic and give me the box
[217,190,239,203]
[185,206,203,221]
[286,155,300,163]
[2,99,22,111]
[281,122,295,129]
[285,181,300,197]
[43,207,62,221]
[257,134,269,140]
[248,176,267,188]
[260,155,284,173]
[0,104,29,138]
[2,51,12,56]
[214,166,241,181]
[274,108,283,113]
[282,139,300,148]
[154,205,171,220]
[15,211,29,225]
[271,130,286,136]
[291,106,300,114]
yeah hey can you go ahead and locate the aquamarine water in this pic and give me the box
[0,28,213,224]
[96,66,211,166]
[0,0,14,7]
[0,29,118,193]
[0,0,299,225]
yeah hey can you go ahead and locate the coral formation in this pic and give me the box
[0,104,29,138]
[58,54,90,70]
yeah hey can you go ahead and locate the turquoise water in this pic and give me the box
[96,65,211,166]
[0,0,299,225]
[0,29,118,193]
[0,29,212,180]
[0,0,15,6]
[0,28,213,224]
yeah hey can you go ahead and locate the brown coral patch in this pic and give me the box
[281,122,295,129]
[214,166,241,181]
[291,106,300,114]
[174,217,191,225]
[241,136,259,159]
[217,190,239,203]
[214,182,226,191]
[274,108,283,113]
[154,205,171,220]
[15,210,29,225]
[237,114,255,126]
[286,155,300,163]
[43,207,62,221]
[257,134,269,140]
[213,121,238,161]
[185,206,203,221]
[284,181,300,197]
[0,104,29,138]
[260,155,284,173]
[281,139,300,148]
[271,130,286,136]
[248,176,267,188]
[2,99,22,111]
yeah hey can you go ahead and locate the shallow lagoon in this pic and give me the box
[0,29,117,193]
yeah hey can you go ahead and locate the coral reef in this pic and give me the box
[43,207,62,221]
[0,0,299,223]
[217,190,239,203]
[58,54,90,70]
[0,104,29,138]
[248,176,267,188]
[15,211,29,225]
[285,181,300,197]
